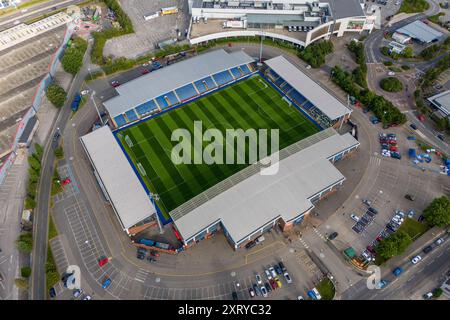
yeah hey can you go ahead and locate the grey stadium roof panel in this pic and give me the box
[325,0,365,19]
[80,126,156,231]
[265,55,351,120]
[396,20,443,43]
[172,128,359,243]
[104,49,255,118]
[428,90,450,116]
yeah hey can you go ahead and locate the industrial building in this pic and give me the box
[188,0,376,47]
[395,20,443,44]
[428,90,450,119]
[84,52,358,249]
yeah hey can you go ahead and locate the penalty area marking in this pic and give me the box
[137,162,147,176]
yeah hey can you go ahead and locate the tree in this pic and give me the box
[380,77,403,92]
[21,267,32,278]
[54,146,64,159]
[34,144,43,161]
[25,197,36,210]
[433,288,443,298]
[46,84,67,108]
[61,37,88,75]
[298,40,334,68]
[28,155,41,172]
[376,231,412,259]
[16,232,33,253]
[423,196,450,227]
[402,46,414,58]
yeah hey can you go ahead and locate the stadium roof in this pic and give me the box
[104,49,254,118]
[265,56,351,120]
[396,20,443,43]
[80,126,156,231]
[172,128,359,243]
[325,0,365,19]
[428,90,450,116]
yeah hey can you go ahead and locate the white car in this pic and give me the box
[411,255,422,264]
[435,238,444,245]
[260,286,268,297]
[264,269,272,280]
[255,274,262,285]
[269,267,277,278]
[284,272,292,284]
[305,65,311,70]
[388,71,396,76]
[362,251,373,261]
[83,295,92,300]
[395,210,405,218]
[81,89,90,95]
[73,288,83,298]
[350,214,360,222]
[407,210,415,218]
[297,295,305,300]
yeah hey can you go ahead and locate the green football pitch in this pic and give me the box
[116,75,319,219]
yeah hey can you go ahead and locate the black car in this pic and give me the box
[352,225,362,233]
[232,292,238,300]
[366,210,375,218]
[245,241,256,250]
[422,245,433,254]
[368,207,378,214]
[147,257,156,263]
[405,194,415,201]
[437,134,445,141]
[410,123,417,130]
[137,248,147,255]
[328,232,338,240]
[265,282,272,293]
[49,287,56,298]
[274,265,283,275]
[136,253,145,260]
[278,261,287,273]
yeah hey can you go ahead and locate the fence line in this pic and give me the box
[0,23,75,185]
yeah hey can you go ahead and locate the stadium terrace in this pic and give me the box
[82,50,359,250]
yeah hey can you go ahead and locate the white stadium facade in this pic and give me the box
[188,0,376,48]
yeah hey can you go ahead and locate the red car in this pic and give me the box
[111,80,120,87]
[269,279,278,290]
[141,69,150,75]
[149,251,160,257]
[389,146,398,152]
[62,178,71,186]
[98,257,109,267]
[388,140,397,145]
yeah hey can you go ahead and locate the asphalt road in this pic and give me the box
[0,0,83,31]
[31,37,91,300]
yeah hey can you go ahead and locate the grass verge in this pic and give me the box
[316,278,336,300]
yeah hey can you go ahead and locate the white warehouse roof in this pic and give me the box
[172,128,359,244]
[104,49,254,118]
[265,56,351,120]
[80,126,156,231]
[396,20,443,43]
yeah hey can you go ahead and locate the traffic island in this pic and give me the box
[316,278,336,300]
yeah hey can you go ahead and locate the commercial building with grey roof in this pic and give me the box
[396,20,443,44]
[428,90,450,118]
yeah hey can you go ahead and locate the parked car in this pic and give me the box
[269,279,278,290]
[73,288,83,298]
[253,284,261,296]
[407,210,415,218]
[274,265,283,275]
[102,278,111,289]
[410,123,417,130]
[255,274,262,285]
[388,71,395,76]
[98,257,109,267]
[232,292,238,300]
[411,255,422,264]
[362,199,372,206]
[393,267,403,276]
[147,257,156,263]
[248,287,255,298]
[255,235,265,244]
[111,80,120,87]
[265,282,272,292]
[274,277,283,288]
[49,287,56,298]
[297,295,305,300]
[435,238,445,245]
[83,295,92,300]
[328,232,338,240]
[283,272,292,284]
[245,241,256,249]
[260,286,268,297]
[423,292,433,300]
[269,267,277,278]
[141,69,150,75]
[265,269,272,280]
[278,261,287,272]
[368,207,378,214]
[437,134,445,141]
[350,213,360,222]
[405,194,415,201]
[422,246,433,254]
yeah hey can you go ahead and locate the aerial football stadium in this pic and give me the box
[81,49,359,250]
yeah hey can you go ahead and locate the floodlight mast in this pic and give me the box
[150,193,164,234]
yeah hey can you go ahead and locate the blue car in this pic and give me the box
[102,278,112,289]
[49,287,56,298]
[393,267,403,276]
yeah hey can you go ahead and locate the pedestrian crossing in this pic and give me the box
[370,156,381,166]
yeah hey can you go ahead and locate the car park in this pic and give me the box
[284,272,292,284]
[411,255,422,264]
[350,214,360,222]
[255,274,262,285]
[422,246,433,254]
[260,286,268,297]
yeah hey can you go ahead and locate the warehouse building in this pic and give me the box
[428,90,450,119]
[395,20,443,44]
[188,0,376,47]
